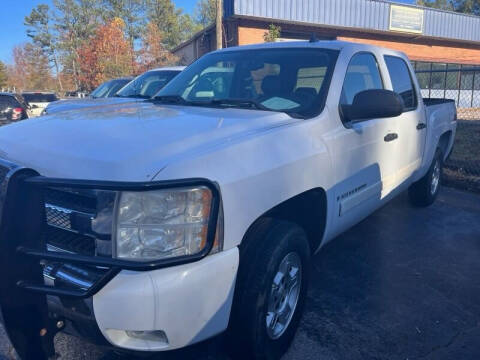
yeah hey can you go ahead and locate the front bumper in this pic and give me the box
[94,247,238,351]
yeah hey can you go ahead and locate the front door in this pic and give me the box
[328,52,399,236]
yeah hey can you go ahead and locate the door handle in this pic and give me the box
[384,133,398,142]
[416,123,427,130]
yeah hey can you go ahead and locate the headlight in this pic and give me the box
[114,186,222,261]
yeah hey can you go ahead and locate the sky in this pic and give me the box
[0,0,415,64]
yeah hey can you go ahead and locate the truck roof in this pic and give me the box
[213,40,408,59]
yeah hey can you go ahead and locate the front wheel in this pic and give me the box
[228,219,311,360]
[408,148,443,207]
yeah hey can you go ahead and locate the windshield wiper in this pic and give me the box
[208,98,270,111]
[116,94,149,99]
[151,95,189,104]
[211,98,306,118]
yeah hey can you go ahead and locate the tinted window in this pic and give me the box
[384,56,417,110]
[90,79,131,98]
[0,95,19,109]
[22,93,58,103]
[117,70,181,98]
[340,53,383,107]
[157,49,339,119]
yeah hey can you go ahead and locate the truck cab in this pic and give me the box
[0,41,456,360]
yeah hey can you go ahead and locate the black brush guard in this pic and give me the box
[0,161,220,359]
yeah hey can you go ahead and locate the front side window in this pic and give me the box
[156,48,339,119]
[339,52,383,122]
[0,95,19,109]
[340,53,383,106]
[384,55,418,110]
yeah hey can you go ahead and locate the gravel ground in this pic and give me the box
[1,186,480,360]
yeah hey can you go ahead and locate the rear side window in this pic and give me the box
[384,56,417,111]
[340,53,383,106]
[0,95,19,109]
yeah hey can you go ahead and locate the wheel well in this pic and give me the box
[241,188,327,253]
[438,131,452,160]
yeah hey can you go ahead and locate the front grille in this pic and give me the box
[44,188,97,214]
[44,226,95,256]
[42,187,102,257]
[46,204,72,230]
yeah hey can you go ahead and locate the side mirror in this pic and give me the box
[343,89,404,122]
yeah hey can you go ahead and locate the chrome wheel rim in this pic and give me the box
[431,160,441,195]
[266,252,302,340]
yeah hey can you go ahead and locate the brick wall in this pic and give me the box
[236,23,480,65]
[237,26,266,46]
[338,36,480,65]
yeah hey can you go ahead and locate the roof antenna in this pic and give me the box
[309,33,319,43]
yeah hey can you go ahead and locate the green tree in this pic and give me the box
[416,0,453,10]
[417,0,479,15]
[451,0,480,15]
[194,0,217,28]
[146,0,199,49]
[101,0,146,49]
[263,24,281,42]
[0,61,8,89]
[24,43,54,90]
[25,4,63,90]
[53,0,102,89]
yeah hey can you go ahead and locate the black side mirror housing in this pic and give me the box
[342,89,404,122]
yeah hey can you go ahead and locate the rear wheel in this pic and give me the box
[228,219,311,360]
[408,148,443,207]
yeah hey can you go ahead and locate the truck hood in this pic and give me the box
[45,97,139,115]
[0,101,294,181]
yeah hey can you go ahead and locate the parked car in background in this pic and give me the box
[64,91,88,98]
[43,77,133,115]
[0,41,457,359]
[0,93,29,124]
[43,67,185,115]
[89,77,134,99]
[21,92,58,117]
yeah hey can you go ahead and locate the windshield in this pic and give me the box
[116,70,181,98]
[90,79,131,98]
[155,48,339,118]
[22,93,58,103]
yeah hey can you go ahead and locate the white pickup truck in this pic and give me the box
[0,40,456,360]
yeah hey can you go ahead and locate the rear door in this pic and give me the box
[384,55,426,186]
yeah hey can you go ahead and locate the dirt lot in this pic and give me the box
[443,120,480,193]
[1,187,480,360]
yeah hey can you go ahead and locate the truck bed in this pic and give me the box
[423,98,456,107]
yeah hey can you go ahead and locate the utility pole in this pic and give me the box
[216,0,223,49]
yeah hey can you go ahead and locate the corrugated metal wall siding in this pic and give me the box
[226,0,480,42]
[424,8,480,42]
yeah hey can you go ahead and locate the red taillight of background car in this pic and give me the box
[12,108,24,120]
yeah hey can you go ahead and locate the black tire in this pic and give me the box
[228,219,311,360]
[408,148,443,207]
